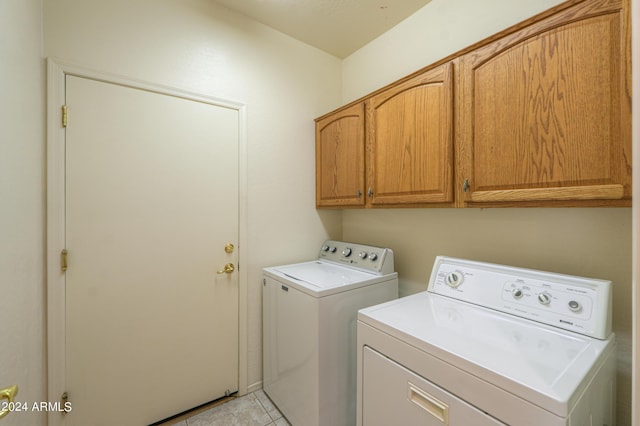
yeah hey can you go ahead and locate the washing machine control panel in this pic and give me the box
[319,240,394,275]
[428,256,612,340]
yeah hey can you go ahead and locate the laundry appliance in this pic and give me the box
[357,256,615,425]
[263,240,398,426]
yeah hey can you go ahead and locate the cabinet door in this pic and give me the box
[458,0,631,207]
[316,103,366,207]
[366,62,454,206]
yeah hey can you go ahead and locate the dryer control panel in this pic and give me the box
[427,256,612,340]
[319,240,394,275]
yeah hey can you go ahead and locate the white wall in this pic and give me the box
[342,0,568,102]
[0,1,46,425]
[340,0,633,423]
[43,0,342,398]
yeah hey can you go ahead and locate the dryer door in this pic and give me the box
[362,347,505,426]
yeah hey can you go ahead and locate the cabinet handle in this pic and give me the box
[408,382,448,423]
[356,189,362,199]
[462,179,470,192]
[367,187,374,197]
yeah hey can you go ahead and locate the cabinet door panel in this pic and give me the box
[367,62,454,206]
[316,103,365,207]
[459,0,631,206]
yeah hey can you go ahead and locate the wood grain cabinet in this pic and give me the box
[366,62,454,207]
[315,103,365,207]
[456,0,631,207]
[315,0,631,209]
[315,63,454,208]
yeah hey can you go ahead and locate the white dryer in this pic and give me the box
[263,240,398,426]
[357,256,616,426]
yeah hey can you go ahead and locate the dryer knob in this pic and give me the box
[568,300,582,312]
[368,253,378,261]
[538,292,551,305]
[342,248,352,257]
[321,245,330,252]
[359,251,368,259]
[445,271,464,288]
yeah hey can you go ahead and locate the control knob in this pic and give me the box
[368,253,378,261]
[321,245,330,252]
[445,271,464,288]
[342,248,352,257]
[329,246,337,253]
[538,292,551,305]
[512,288,524,299]
[568,300,582,313]
[359,251,368,259]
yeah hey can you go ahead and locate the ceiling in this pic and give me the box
[212,0,433,58]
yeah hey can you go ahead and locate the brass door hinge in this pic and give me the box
[61,391,70,413]
[61,249,68,272]
[61,105,68,128]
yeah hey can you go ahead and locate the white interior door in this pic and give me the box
[64,75,239,426]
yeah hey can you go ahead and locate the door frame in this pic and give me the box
[45,58,249,426]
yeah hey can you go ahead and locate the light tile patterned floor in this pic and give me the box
[170,390,290,426]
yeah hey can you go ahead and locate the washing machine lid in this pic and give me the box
[271,261,375,287]
[358,291,615,418]
[265,260,394,297]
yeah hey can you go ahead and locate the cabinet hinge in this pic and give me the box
[61,105,68,128]
[61,249,68,272]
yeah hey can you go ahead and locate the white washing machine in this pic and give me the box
[263,240,398,426]
[357,256,616,426]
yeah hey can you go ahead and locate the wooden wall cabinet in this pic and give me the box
[315,103,365,207]
[315,0,631,209]
[456,0,632,207]
[366,62,454,207]
[315,63,454,208]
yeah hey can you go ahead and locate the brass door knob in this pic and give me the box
[0,385,18,419]
[217,263,235,274]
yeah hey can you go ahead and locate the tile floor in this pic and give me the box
[162,390,290,426]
